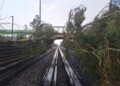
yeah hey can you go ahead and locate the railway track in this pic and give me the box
[44,46,82,86]
[0,44,23,70]
[0,45,82,86]
[0,47,54,86]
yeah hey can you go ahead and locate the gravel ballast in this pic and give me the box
[4,49,55,86]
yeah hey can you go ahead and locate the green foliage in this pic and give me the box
[62,5,120,86]
[33,23,56,38]
[19,40,51,58]
[30,15,57,39]
[66,5,86,33]
[17,14,55,59]
[74,9,86,28]
[30,15,41,30]
[105,20,120,47]
[66,21,74,33]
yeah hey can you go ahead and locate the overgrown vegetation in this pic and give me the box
[18,15,57,58]
[17,39,51,58]
[0,15,56,59]
[30,15,57,39]
[62,3,120,86]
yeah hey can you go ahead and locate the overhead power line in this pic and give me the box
[0,0,6,11]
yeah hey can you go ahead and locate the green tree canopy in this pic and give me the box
[30,15,57,39]
[66,4,86,33]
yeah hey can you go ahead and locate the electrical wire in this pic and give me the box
[0,0,6,11]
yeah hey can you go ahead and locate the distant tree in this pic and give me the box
[30,15,57,39]
[30,15,41,30]
[33,23,57,38]
[67,4,86,33]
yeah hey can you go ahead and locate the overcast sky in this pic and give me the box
[0,0,110,27]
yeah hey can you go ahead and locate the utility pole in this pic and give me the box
[11,16,14,40]
[39,0,41,25]
[24,25,27,39]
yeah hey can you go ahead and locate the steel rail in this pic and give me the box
[59,47,82,86]
[0,51,22,57]
[44,46,82,86]
[44,47,58,86]
[0,48,54,86]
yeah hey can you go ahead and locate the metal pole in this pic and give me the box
[24,25,27,39]
[58,28,59,33]
[39,0,41,25]
[11,16,14,40]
